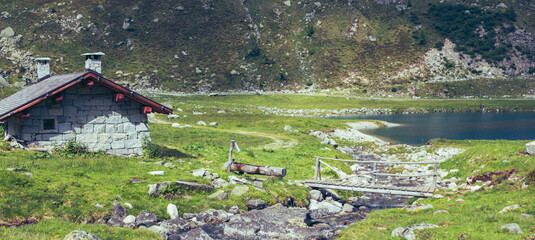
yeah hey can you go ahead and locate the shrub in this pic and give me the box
[142,136,162,158]
[391,87,397,92]
[304,25,315,37]
[52,140,88,157]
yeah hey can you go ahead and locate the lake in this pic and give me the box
[332,112,535,145]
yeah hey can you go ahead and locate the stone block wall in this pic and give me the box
[5,83,150,155]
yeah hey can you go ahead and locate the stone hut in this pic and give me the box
[0,53,172,155]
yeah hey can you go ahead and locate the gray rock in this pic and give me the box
[181,228,214,240]
[521,213,532,218]
[209,122,218,126]
[23,172,34,178]
[112,202,127,219]
[230,204,308,225]
[404,204,433,212]
[197,209,230,225]
[136,210,159,227]
[223,221,261,238]
[192,168,208,177]
[526,141,535,155]
[163,163,175,168]
[167,203,179,219]
[432,194,444,199]
[230,185,249,196]
[175,180,214,192]
[309,190,323,201]
[455,199,465,204]
[148,181,169,196]
[123,215,136,224]
[147,225,167,235]
[433,210,449,214]
[63,230,100,240]
[246,199,266,210]
[171,123,181,128]
[499,204,519,214]
[228,205,240,214]
[0,27,14,38]
[167,114,180,119]
[208,190,228,200]
[197,121,207,126]
[284,125,292,131]
[148,171,164,176]
[342,203,355,213]
[309,208,330,219]
[160,218,199,236]
[392,223,439,240]
[107,217,124,227]
[500,223,523,234]
[96,217,107,224]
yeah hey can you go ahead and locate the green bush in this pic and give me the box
[142,137,162,158]
[52,140,88,157]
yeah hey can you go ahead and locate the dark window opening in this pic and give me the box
[43,119,56,130]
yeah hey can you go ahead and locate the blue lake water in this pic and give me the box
[331,112,535,145]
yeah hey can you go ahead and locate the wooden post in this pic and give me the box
[314,157,320,180]
[228,140,235,163]
[432,163,438,188]
[372,162,377,184]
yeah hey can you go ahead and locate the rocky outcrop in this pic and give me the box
[63,230,101,240]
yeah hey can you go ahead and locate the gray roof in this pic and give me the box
[0,71,89,120]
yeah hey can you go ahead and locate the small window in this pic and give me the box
[43,119,56,130]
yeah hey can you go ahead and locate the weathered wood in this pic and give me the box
[228,161,286,177]
[304,180,433,197]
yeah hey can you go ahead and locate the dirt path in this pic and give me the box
[148,114,298,150]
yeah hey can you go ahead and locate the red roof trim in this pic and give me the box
[83,73,172,114]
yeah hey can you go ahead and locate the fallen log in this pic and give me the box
[227,161,286,177]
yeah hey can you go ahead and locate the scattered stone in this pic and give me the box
[123,215,136,224]
[171,123,181,128]
[245,199,266,210]
[96,217,107,224]
[309,208,330,219]
[167,114,180,119]
[148,171,164,176]
[359,206,369,210]
[455,199,465,204]
[63,230,100,240]
[316,201,342,213]
[284,125,292,131]
[253,180,263,188]
[228,205,240,214]
[23,172,34,178]
[93,203,103,208]
[175,180,214,192]
[148,181,170,196]
[212,178,229,188]
[163,163,175,168]
[136,210,159,227]
[193,168,208,177]
[526,141,535,155]
[283,0,291,6]
[499,204,519,214]
[521,214,532,218]
[470,185,482,192]
[167,203,179,219]
[197,209,231,225]
[184,124,192,128]
[342,203,355,213]
[432,194,444,199]
[112,202,128,219]
[448,182,458,189]
[197,121,207,126]
[180,228,214,240]
[107,217,124,227]
[0,27,14,38]
[208,122,218,126]
[500,223,523,234]
[404,204,433,212]
[208,190,228,200]
[433,210,449,215]
[309,190,323,201]
[230,185,249,196]
[391,223,439,240]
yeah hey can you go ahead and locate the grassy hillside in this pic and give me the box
[0,0,534,92]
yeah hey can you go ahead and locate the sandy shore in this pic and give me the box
[331,121,400,146]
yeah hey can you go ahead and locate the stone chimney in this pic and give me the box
[82,52,105,73]
[34,57,51,79]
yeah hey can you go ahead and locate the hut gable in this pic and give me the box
[0,70,172,156]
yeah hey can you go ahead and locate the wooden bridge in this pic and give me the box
[304,157,439,197]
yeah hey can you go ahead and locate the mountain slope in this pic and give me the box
[0,0,534,93]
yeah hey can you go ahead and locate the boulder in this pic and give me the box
[175,180,214,192]
[192,168,208,177]
[316,201,342,213]
[228,205,240,214]
[499,204,519,214]
[309,190,323,201]
[171,123,181,128]
[112,202,127,219]
[342,203,355,213]
[208,190,228,200]
[167,203,179,219]
[148,181,169,196]
[180,228,214,240]
[123,215,136,224]
[167,114,180,119]
[284,125,292,131]
[500,223,523,234]
[197,209,231,225]
[223,221,261,239]
[148,171,164,176]
[0,27,14,38]
[455,199,465,204]
[230,185,249,196]
[432,194,444,199]
[309,208,330,219]
[391,223,439,240]
[107,217,124,227]
[433,210,449,215]
[197,121,207,126]
[159,218,199,236]
[246,199,266,210]
[470,185,482,192]
[526,141,535,155]
[209,122,218,126]
[63,230,100,240]
[136,210,159,227]
[212,178,229,188]
[404,204,433,212]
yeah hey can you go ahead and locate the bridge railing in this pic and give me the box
[314,156,439,188]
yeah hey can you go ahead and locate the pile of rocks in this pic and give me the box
[309,131,338,148]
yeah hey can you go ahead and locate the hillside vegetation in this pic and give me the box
[0,0,534,92]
